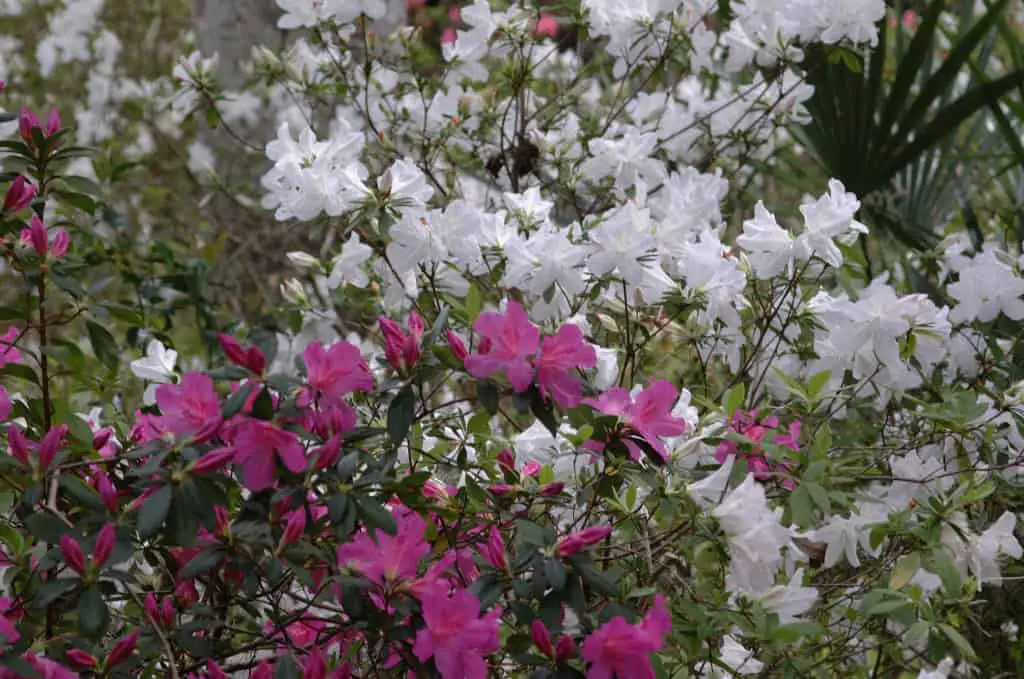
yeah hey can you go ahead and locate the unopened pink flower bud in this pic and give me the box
[144,592,160,622]
[175,579,198,605]
[24,214,47,256]
[555,635,576,663]
[555,525,612,558]
[50,229,68,258]
[7,426,30,466]
[531,619,553,657]
[446,330,468,361]
[160,596,175,626]
[91,428,112,452]
[488,483,515,496]
[522,460,541,477]
[540,481,565,496]
[92,523,115,567]
[44,107,60,137]
[37,424,67,470]
[479,527,506,570]
[93,471,117,511]
[3,176,35,212]
[107,630,139,668]
[59,534,87,575]
[64,649,97,669]
[18,107,39,144]
[281,510,306,547]
[190,446,235,474]
[496,448,515,471]
[218,334,265,374]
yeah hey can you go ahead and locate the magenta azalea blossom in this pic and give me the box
[585,380,687,462]
[534,324,597,407]
[231,419,307,491]
[155,372,221,437]
[0,328,22,369]
[581,595,671,679]
[715,410,801,488]
[412,587,501,679]
[337,507,430,586]
[465,300,540,392]
[303,341,374,404]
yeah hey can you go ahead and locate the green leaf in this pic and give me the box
[33,578,77,607]
[722,383,746,415]
[221,382,255,419]
[137,485,173,539]
[24,513,71,544]
[387,386,416,444]
[86,320,119,371]
[477,380,499,415]
[59,475,106,512]
[890,552,921,590]
[0,363,39,386]
[466,284,483,322]
[58,175,102,196]
[355,496,397,536]
[250,387,274,421]
[545,558,567,591]
[78,585,110,638]
[938,623,976,660]
[180,549,224,579]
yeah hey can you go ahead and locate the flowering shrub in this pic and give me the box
[1,1,1024,678]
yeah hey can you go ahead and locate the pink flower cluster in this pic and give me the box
[715,409,801,488]
[584,380,688,463]
[465,300,597,407]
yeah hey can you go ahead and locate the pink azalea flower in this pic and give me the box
[584,380,687,462]
[155,372,222,437]
[715,410,801,488]
[534,324,596,407]
[231,419,307,491]
[0,328,22,368]
[478,527,507,571]
[581,595,671,679]
[412,587,501,679]
[534,14,559,38]
[337,506,430,586]
[0,386,10,422]
[303,341,374,404]
[0,598,20,645]
[465,300,539,392]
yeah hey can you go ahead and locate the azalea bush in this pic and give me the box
[2,1,1024,679]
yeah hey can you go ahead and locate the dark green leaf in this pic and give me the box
[78,585,109,638]
[477,380,499,415]
[387,386,416,444]
[24,513,71,544]
[86,320,119,371]
[250,387,274,421]
[180,549,224,579]
[355,496,397,536]
[137,485,172,539]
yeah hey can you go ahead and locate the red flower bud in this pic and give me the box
[64,649,97,669]
[540,481,565,496]
[92,523,116,568]
[488,483,515,496]
[24,215,47,256]
[531,619,553,657]
[555,635,576,663]
[44,107,61,137]
[496,448,515,471]
[107,630,139,668]
[160,596,175,626]
[59,535,86,575]
[253,661,274,679]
